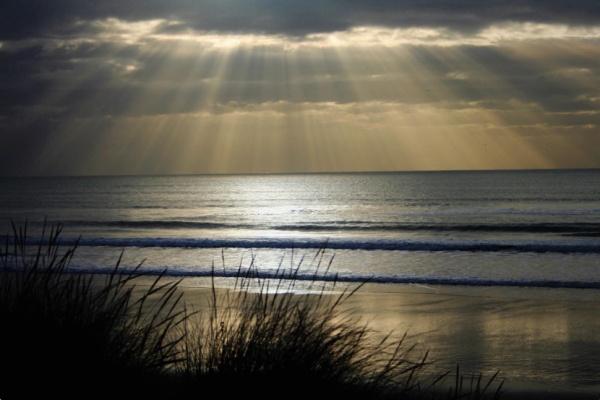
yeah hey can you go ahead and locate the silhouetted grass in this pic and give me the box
[0,222,503,400]
[177,261,435,399]
[0,222,186,398]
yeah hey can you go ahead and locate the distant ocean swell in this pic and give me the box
[57,220,600,235]
[19,236,600,254]
[34,206,600,213]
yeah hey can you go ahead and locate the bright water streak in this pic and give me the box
[1,170,599,295]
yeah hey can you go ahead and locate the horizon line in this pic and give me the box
[1,167,599,179]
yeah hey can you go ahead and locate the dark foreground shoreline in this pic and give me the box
[171,278,600,399]
[2,224,599,400]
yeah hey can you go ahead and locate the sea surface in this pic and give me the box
[1,170,599,298]
[4,169,600,391]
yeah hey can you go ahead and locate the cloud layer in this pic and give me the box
[1,1,599,175]
[3,0,600,39]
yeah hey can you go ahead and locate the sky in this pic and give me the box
[1,1,599,176]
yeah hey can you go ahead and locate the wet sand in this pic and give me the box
[169,278,600,399]
[346,285,600,399]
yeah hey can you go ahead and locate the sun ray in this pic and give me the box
[6,19,597,175]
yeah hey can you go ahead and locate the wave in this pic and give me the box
[20,236,600,254]
[60,220,600,235]
[273,223,600,234]
[77,220,255,229]
[37,265,600,290]
[380,208,600,216]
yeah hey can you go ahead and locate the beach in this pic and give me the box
[168,277,600,398]
[1,170,599,397]
[2,0,600,395]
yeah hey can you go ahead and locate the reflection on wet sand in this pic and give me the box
[340,286,600,393]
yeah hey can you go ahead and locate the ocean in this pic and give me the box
[1,169,599,298]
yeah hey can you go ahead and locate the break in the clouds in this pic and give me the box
[0,1,599,176]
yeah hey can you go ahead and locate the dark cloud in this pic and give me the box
[0,1,599,176]
[2,0,600,40]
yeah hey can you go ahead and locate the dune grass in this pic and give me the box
[0,222,503,399]
[177,263,438,399]
[0,223,186,398]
